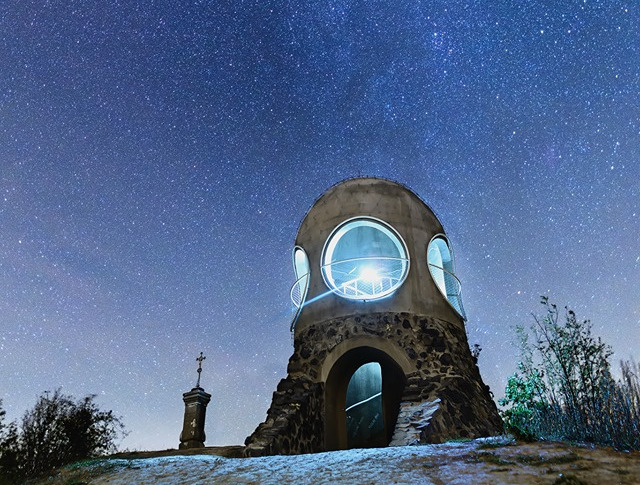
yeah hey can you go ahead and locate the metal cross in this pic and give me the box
[195,351,206,388]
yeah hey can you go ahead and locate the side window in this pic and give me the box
[291,246,310,309]
[290,246,310,331]
[427,236,466,319]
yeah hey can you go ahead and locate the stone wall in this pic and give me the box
[390,399,441,446]
[244,376,324,457]
[244,312,503,456]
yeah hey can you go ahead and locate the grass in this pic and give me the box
[34,458,136,485]
[473,452,514,466]
[514,452,580,466]
[477,441,514,450]
[552,474,586,485]
[445,438,474,443]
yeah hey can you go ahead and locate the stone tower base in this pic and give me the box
[244,312,503,456]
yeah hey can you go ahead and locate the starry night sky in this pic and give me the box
[1,1,638,450]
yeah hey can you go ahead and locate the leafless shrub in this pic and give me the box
[500,297,640,450]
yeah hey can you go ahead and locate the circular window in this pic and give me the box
[322,218,409,300]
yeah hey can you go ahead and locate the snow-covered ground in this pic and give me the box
[42,438,640,485]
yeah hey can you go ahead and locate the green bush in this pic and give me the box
[0,390,126,484]
[500,297,640,450]
[499,364,547,440]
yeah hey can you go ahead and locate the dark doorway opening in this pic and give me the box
[325,346,406,450]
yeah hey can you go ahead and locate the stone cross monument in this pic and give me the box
[179,352,212,449]
[244,178,503,456]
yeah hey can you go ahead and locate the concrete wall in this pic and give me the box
[294,178,463,335]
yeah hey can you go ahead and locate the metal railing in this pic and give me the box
[290,273,309,308]
[428,263,466,319]
[321,256,409,300]
[289,273,309,331]
[288,259,465,333]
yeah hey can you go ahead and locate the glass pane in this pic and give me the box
[323,219,408,300]
[333,225,401,260]
[291,247,310,309]
[427,237,466,318]
[427,242,446,293]
[345,362,384,448]
[294,248,309,279]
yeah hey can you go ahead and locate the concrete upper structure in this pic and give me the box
[293,177,463,334]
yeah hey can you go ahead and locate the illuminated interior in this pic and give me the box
[345,362,384,448]
[322,218,409,300]
[427,235,466,318]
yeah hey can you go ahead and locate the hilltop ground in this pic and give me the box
[33,437,640,485]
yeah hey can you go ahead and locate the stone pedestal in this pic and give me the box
[244,312,503,456]
[179,387,211,449]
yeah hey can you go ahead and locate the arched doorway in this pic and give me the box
[324,346,406,450]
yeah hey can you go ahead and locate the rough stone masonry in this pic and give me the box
[244,312,503,456]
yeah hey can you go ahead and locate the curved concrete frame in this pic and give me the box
[320,334,414,383]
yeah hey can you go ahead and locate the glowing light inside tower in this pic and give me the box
[322,218,409,301]
[359,266,381,284]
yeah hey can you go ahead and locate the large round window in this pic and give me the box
[321,218,409,300]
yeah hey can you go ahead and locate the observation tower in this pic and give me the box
[244,178,502,456]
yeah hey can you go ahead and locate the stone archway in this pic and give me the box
[324,346,407,450]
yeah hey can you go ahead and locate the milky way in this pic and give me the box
[0,1,638,450]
